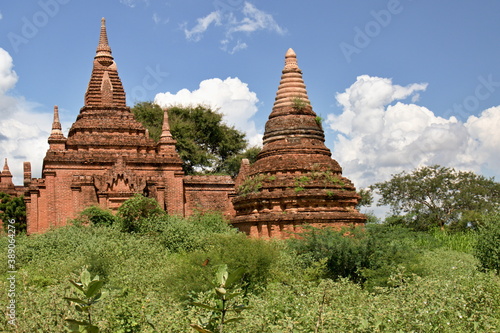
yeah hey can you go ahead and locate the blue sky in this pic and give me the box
[1,1,499,214]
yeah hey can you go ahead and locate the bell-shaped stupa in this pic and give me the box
[231,49,366,238]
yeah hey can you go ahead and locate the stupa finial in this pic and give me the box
[50,105,64,137]
[95,17,113,62]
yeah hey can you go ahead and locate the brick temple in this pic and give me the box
[3,19,365,236]
[231,49,366,238]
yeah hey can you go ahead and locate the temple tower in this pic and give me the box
[25,19,185,233]
[0,158,16,196]
[231,49,366,238]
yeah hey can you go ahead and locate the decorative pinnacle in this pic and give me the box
[271,48,310,113]
[283,48,300,72]
[95,17,113,61]
[160,109,173,139]
[51,105,63,136]
[3,158,11,175]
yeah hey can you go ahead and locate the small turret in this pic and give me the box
[48,105,66,150]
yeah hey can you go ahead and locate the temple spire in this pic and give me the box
[158,109,177,153]
[160,109,173,139]
[83,18,126,108]
[3,158,11,175]
[95,17,113,63]
[271,48,312,116]
[49,105,64,138]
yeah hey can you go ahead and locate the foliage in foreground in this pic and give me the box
[190,264,249,333]
[0,212,499,332]
[64,267,105,332]
[475,212,500,274]
[288,224,427,289]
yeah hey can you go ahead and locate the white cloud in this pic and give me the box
[221,39,248,54]
[183,2,285,53]
[0,48,52,185]
[120,0,149,8]
[152,13,169,25]
[227,2,286,35]
[183,11,222,42]
[154,77,262,146]
[327,75,500,189]
[0,49,18,94]
[0,11,3,20]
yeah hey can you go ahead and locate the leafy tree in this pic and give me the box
[132,102,254,175]
[221,145,261,177]
[131,101,164,141]
[0,192,26,233]
[370,165,500,231]
[356,188,373,208]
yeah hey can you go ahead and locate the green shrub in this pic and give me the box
[289,225,425,288]
[117,194,166,233]
[74,206,117,227]
[475,213,500,274]
[164,233,279,300]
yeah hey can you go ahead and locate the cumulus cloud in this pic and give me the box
[0,48,52,184]
[327,75,500,189]
[154,77,262,146]
[183,1,286,53]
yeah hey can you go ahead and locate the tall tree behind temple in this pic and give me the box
[132,102,259,176]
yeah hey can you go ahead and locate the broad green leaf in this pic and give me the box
[75,304,90,313]
[225,267,245,287]
[223,317,244,324]
[215,264,228,286]
[81,269,91,287]
[69,280,85,295]
[65,319,90,325]
[86,280,104,298]
[190,324,213,333]
[63,297,87,305]
[86,325,100,333]
[228,305,252,312]
[215,287,226,296]
[191,302,219,312]
[225,292,241,301]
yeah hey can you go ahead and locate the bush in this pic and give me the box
[163,233,280,300]
[288,226,369,283]
[289,224,425,288]
[117,194,166,233]
[475,213,500,274]
[157,212,235,253]
[74,206,117,227]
